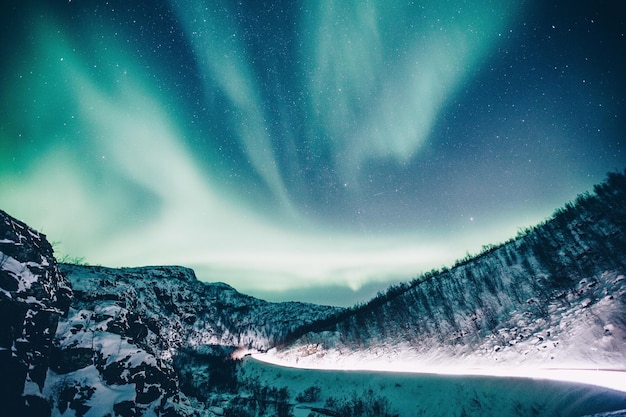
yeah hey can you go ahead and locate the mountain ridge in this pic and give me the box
[269,171,626,373]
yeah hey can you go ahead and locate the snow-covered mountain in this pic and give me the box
[2,171,626,416]
[269,172,626,373]
[43,264,342,416]
[60,263,342,357]
[0,210,341,416]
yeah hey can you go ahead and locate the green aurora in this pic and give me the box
[1,0,624,305]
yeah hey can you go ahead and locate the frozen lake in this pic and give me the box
[241,357,626,417]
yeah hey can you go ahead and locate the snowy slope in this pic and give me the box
[268,172,626,380]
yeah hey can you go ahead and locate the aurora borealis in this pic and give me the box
[1,0,624,305]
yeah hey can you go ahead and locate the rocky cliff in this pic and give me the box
[0,210,72,416]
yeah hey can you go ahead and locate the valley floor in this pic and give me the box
[253,351,626,393]
[242,355,626,417]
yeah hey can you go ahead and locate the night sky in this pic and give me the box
[1,0,624,306]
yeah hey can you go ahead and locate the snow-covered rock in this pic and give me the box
[60,263,343,357]
[44,301,201,417]
[0,209,72,416]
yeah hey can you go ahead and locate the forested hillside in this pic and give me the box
[274,171,626,368]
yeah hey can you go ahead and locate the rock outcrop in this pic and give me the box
[0,210,72,416]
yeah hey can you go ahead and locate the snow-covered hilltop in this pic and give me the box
[269,172,626,375]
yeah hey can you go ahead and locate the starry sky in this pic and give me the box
[1,0,624,306]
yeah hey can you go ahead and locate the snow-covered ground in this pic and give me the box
[254,351,626,393]
[241,356,626,417]
[256,270,626,395]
